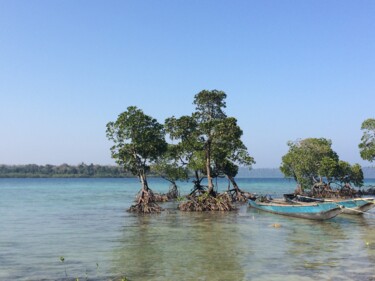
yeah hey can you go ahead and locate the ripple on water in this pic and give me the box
[1,178,375,280]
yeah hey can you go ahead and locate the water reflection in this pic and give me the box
[359,213,375,279]
[112,210,246,280]
[2,179,375,280]
[285,219,348,279]
[245,207,375,281]
[112,206,375,281]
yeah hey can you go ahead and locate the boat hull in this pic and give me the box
[248,200,343,220]
[284,194,375,215]
[337,199,375,215]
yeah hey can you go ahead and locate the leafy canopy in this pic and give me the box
[165,90,254,189]
[280,138,363,190]
[164,115,205,175]
[151,144,189,184]
[212,117,255,176]
[193,90,227,123]
[359,118,375,162]
[106,106,167,176]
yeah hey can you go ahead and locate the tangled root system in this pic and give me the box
[128,202,163,213]
[153,184,180,202]
[128,188,163,213]
[230,191,256,203]
[178,192,236,212]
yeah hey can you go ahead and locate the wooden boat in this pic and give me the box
[284,194,375,215]
[336,198,375,215]
[248,199,343,220]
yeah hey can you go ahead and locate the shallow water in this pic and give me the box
[0,178,374,280]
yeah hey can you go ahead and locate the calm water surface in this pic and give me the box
[0,178,374,281]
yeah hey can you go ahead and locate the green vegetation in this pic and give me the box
[105,90,255,213]
[280,138,363,196]
[359,118,375,163]
[106,106,168,213]
[58,257,129,281]
[150,144,189,200]
[3,165,372,179]
[0,163,128,178]
[59,256,67,277]
[5,95,372,210]
[165,90,255,209]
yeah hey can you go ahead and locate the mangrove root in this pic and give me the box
[178,192,236,212]
[128,202,163,213]
[227,189,256,202]
[153,184,180,202]
[128,188,163,213]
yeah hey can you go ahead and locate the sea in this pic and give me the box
[0,178,374,281]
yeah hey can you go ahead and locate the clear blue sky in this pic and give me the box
[1,0,374,168]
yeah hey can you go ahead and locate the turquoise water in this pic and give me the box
[0,178,374,281]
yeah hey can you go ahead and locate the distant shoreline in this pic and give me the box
[1,176,375,180]
[1,164,374,179]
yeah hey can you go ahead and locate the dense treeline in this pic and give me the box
[2,164,374,179]
[0,163,130,178]
[106,90,256,213]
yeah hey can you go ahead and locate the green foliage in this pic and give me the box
[151,144,189,184]
[193,89,227,122]
[59,256,67,277]
[318,157,338,182]
[336,162,364,187]
[165,90,254,193]
[106,106,168,178]
[0,163,127,178]
[176,196,185,202]
[151,160,189,183]
[165,115,204,174]
[218,161,239,178]
[192,90,230,186]
[212,117,255,177]
[280,138,337,189]
[280,138,363,190]
[359,118,375,162]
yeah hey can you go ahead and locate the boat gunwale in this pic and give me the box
[284,194,375,215]
[248,199,343,220]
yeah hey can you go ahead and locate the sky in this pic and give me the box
[0,0,374,168]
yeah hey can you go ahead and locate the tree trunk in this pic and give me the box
[227,175,241,193]
[190,170,205,196]
[139,172,149,192]
[226,174,254,202]
[137,172,152,205]
[167,182,179,199]
[206,141,214,195]
[128,171,163,213]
